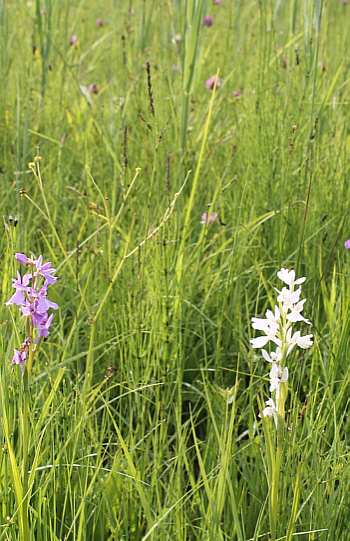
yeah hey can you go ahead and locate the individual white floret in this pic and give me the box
[274,286,302,307]
[286,299,311,324]
[277,268,306,288]
[286,330,313,356]
[259,398,278,428]
[262,347,282,364]
[269,364,288,398]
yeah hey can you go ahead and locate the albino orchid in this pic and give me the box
[251,267,313,423]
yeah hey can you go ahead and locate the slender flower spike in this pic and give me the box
[251,267,313,423]
[5,253,58,375]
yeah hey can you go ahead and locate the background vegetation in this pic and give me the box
[0,0,349,539]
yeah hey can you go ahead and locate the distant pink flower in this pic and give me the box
[130,9,135,15]
[206,75,221,90]
[96,18,103,27]
[233,90,241,98]
[342,0,348,5]
[201,212,217,225]
[40,9,46,15]
[214,0,221,3]
[70,35,78,45]
[344,239,350,248]
[88,84,99,94]
[203,16,214,26]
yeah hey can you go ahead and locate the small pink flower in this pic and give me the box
[88,84,99,94]
[342,0,348,5]
[70,35,78,45]
[344,239,350,249]
[96,18,103,27]
[203,16,214,26]
[233,90,241,98]
[206,75,221,90]
[214,0,221,4]
[130,9,135,15]
[40,8,46,14]
[201,212,217,225]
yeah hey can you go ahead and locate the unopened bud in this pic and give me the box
[34,155,42,162]
[14,215,18,227]
[9,214,13,223]
[28,162,35,169]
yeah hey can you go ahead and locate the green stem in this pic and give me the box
[22,366,30,540]
[22,321,34,540]
[270,414,284,541]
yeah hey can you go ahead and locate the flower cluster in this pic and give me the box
[250,268,313,426]
[206,75,221,90]
[5,253,58,375]
[201,211,217,225]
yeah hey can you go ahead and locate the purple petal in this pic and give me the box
[36,255,43,270]
[15,253,29,264]
[5,290,25,306]
[37,297,59,313]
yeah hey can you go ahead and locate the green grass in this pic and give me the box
[0,0,349,539]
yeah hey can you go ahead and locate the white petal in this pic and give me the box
[281,367,289,383]
[250,335,270,348]
[262,349,271,362]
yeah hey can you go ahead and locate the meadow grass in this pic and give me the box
[0,0,349,539]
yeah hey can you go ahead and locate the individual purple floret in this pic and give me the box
[34,255,58,285]
[11,338,31,377]
[11,350,26,376]
[31,283,59,313]
[345,239,350,249]
[35,313,54,344]
[20,302,47,327]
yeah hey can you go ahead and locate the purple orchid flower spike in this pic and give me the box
[6,253,59,374]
